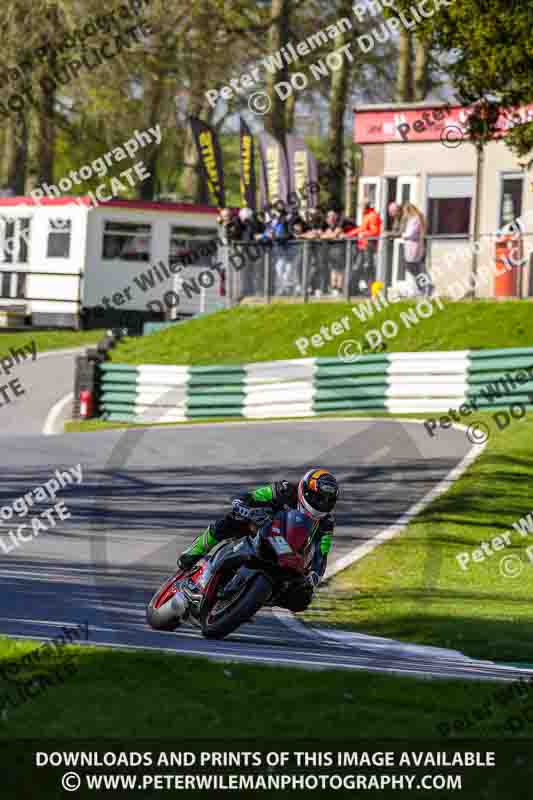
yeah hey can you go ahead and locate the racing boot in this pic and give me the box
[177,525,218,570]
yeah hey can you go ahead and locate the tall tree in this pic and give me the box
[0,0,62,192]
[413,36,430,102]
[393,0,533,165]
[265,0,291,144]
[324,0,353,210]
[395,29,413,102]
[6,116,29,194]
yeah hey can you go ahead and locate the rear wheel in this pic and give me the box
[201,572,272,639]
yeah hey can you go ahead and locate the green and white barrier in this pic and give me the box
[467,348,533,410]
[98,347,533,423]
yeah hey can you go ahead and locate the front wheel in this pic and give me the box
[201,573,272,640]
[146,572,186,631]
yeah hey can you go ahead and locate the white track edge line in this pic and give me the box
[325,435,486,579]
[1,632,522,680]
[43,392,74,436]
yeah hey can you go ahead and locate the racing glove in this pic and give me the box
[306,571,320,590]
[231,499,273,527]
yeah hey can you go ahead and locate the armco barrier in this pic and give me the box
[97,347,533,423]
[467,347,533,411]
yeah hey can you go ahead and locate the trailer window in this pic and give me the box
[16,272,26,298]
[0,270,26,298]
[0,216,31,263]
[169,226,217,265]
[103,221,151,261]
[0,272,12,297]
[19,219,30,262]
[47,219,71,258]
[0,219,14,263]
[170,225,217,240]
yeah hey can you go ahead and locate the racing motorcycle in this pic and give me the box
[146,509,316,640]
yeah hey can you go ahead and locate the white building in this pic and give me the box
[354,101,533,298]
[0,197,221,327]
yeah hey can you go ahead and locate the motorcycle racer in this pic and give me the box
[177,469,339,611]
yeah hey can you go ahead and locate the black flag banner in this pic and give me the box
[258,131,290,210]
[285,134,319,215]
[240,118,257,210]
[189,116,226,207]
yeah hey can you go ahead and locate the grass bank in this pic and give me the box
[308,411,533,663]
[1,637,532,798]
[0,329,103,354]
[109,301,533,365]
[0,636,526,740]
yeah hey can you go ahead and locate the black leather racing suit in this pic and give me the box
[208,480,334,612]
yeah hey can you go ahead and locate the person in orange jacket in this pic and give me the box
[346,203,382,294]
[346,203,382,249]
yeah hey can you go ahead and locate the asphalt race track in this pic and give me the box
[1,365,532,683]
[0,346,82,436]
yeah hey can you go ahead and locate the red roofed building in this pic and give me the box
[354,101,533,298]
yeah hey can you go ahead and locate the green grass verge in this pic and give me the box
[309,411,533,663]
[2,637,533,799]
[0,637,527,740]
[109,301,533,365]
[64,418,194,433]
[0,329,104,354]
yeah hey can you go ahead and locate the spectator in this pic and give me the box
[343,217,358,236]
[285,216,307,295]
[301,209,324,238]
[286,205,303,232]
[346,202,383,294]
[386,202,404,237]
[239,208,265,296]
[379,201,405,289]
[401,203,426,287]
[320,210,346,295]
[273,210,294,295]
[291,219,307,237]
[217,208,243,302]
[256,209,293,295]
[238,207,253,231]
[254,211,276,244]
[321,210,344,239]
[297,210,324,295]
[239,207,265,242]
[217,207,243,244]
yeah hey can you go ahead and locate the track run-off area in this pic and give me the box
[1,350,531,683]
